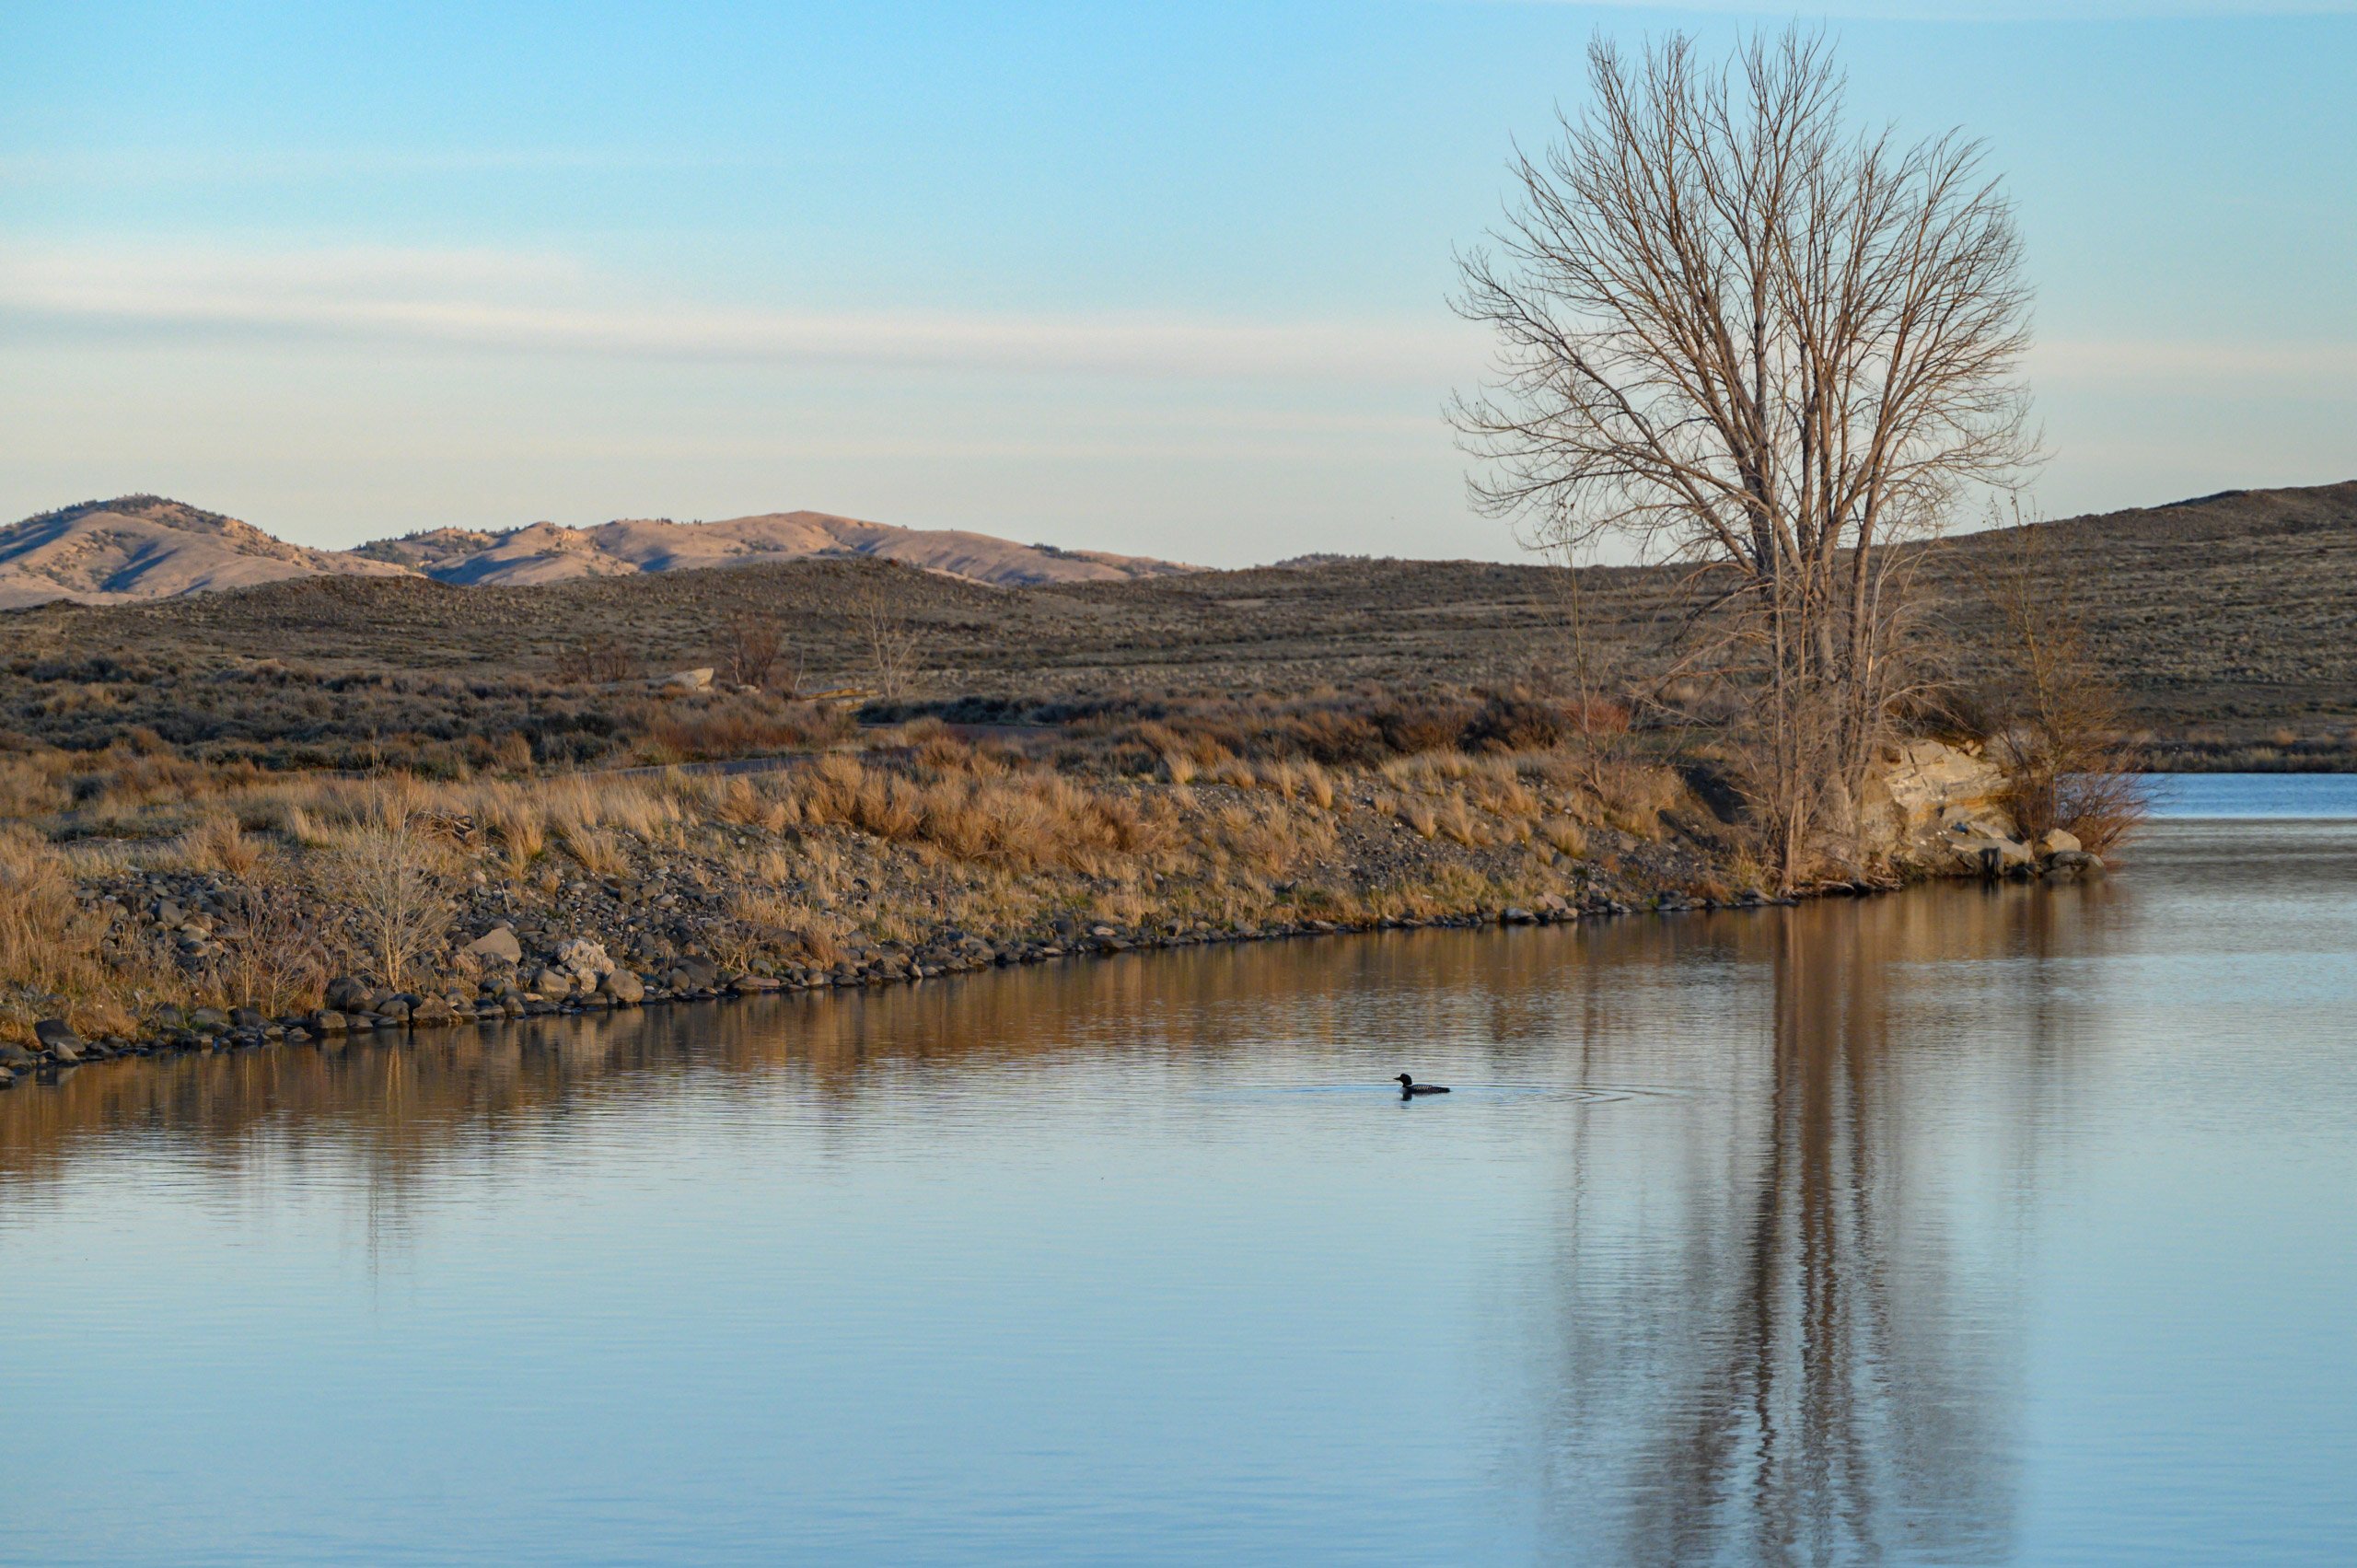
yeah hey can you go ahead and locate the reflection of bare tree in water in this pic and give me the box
[1526,890,2091,1566]
[0,888,2106,1551]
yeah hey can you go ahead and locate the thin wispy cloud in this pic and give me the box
[0,246,1477,386]
[6,244,2345,398]
[2032,337,2357,387]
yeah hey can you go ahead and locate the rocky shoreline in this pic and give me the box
[0,736,2099,1088]
[3,858,2106,1091]
[0,885,1719,1086]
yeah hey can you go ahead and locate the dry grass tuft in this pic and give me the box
[558,824,629,877]
[729,887,852,964]
[1539,818,1589,856]
[0,828,155,1040]
[172,814,265,878]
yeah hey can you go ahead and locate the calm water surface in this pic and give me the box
[3,784,2353,1565]
[2147,771,2357,819]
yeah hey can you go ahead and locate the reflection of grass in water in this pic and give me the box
[0,885,2065,1203]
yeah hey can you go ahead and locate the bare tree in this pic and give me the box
[852,578,921,700]
[1972,517,2149,854]
[1453,28,2036,887]
[717,610,788,691]
[553,635,639,685]
[1540,540,1635,803]
[326,816,449,991]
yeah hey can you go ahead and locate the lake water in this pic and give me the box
[4,779,2354,1565]
[2146,771,2357,819]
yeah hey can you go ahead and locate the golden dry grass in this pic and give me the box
[0,828,161,1040]
[0,728,1737,1044]
[168,814,265,878]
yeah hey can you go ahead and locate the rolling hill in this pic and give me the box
[352,509,1195,588]
[4,479,2351,771]
[0,497,1194,609]
[0,497,410,610]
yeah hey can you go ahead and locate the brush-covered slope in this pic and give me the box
[9,481,2351,770]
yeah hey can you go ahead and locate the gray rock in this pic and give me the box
[325,976,369,1011]
[0,1042,38,1068]
[411,996,458,1028]
[188,1007,232,1034]
[463,926,523,965]
[1947,822,2035,876]
[33,1017,85,1054]
[600,969,646,1005]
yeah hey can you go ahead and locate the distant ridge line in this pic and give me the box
[0,496,1199,609]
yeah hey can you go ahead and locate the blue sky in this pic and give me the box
[2,2,2351,564]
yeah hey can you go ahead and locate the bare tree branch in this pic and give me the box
[1453,26,2037,886]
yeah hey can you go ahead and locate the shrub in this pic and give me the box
[553,636,639,684]
[321,818,449,989]
[212,861,330,1015]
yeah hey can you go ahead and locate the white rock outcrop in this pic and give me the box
[554,937,615,984]
[1859,738,2011,864]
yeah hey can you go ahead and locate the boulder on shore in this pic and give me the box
[1862,738,2010,866]
[33,1018,85,1061]
[1947,822,2035,876]
[462,926,523,965]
